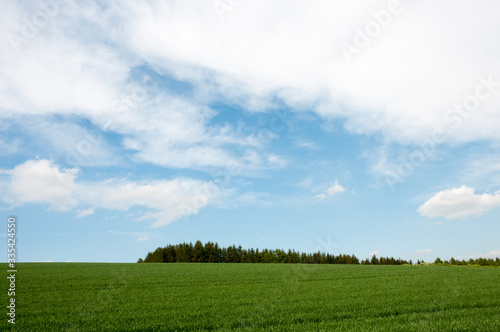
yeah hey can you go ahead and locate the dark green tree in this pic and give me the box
[193,240,204,263]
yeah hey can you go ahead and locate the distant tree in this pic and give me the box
[138,241,496,268]
[215,243,223,263]
[312,252,321,264]
[144,247,163,263]
[300,252,308,263]
[204,242,216,263]
[288,250,301,263]
[239,246,247,263]
[193,240,204,262]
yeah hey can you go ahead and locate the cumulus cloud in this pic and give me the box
[1,159,218,227]
[413,249,432,257]
[313,180,345,200]
[3,159,78,210]
[418,186,500,220]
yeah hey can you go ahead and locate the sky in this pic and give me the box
[0,0,499,263]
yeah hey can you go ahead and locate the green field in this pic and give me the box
[2,263,500,331]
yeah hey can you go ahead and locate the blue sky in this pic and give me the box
[1,0,499,263]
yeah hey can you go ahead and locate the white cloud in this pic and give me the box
[486,250,500,258]
[109,231,152,242]
[368,250,380,257]
[85,179,219,227]
[413,249,432,257]
[0,139,20,155]
[1,159,219,227]
[33,120,121,167]
[3,159,78,211]
[2,1,499,177]
[326,180,346,195]
[297,177,314,189]
[460,154,500,188]
[294,140,319,150]
[417,185,500,220]
[66,259,72,263]
[0,2,282,172]
[76,208,94,218]
[118,1,500,144]
[313,180,345,200]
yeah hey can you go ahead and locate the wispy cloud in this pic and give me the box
[0,138,21,155]
[76,208,94,218]
[413,249,432,257]
[1,159,222,227]
[2,2,499,176]
[134,237,149,242]
[313,180,345,200]
[294,140,319,150]
[109,231,152,243]
[117,1,500,144]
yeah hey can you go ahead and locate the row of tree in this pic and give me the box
[139,241,500,266]
[434,257,500,267]
[139,241,414,265]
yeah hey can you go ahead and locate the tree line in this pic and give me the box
[139,241,410,265]
[138,241,500,267]
[433,256,500,267]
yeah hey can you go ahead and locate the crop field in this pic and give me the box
[2,263,500,331]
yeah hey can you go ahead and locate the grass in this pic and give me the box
[2,263,500,331]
